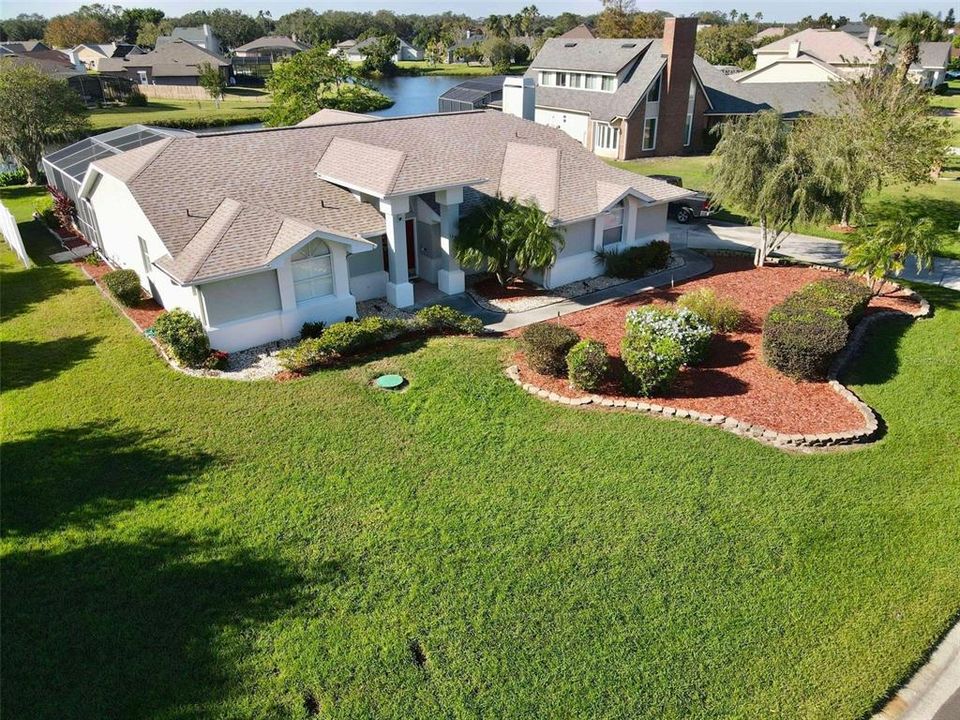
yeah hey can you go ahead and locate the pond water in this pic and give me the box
[196,75,473,133]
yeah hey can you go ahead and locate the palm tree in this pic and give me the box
[889,11,946,82]
[484,14,507,39]
[843,214,938,293]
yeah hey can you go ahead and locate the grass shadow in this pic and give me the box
[1,532,305,719]
[1,336,101,390]
[1,421,215,536]
[0,257,89,320]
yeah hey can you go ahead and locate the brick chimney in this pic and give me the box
[658,17,698,155]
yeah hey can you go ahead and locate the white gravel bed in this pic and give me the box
[467,254,685,314]
[357,299,414,321]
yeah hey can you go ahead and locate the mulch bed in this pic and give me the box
[78,260,164,331]
[509,257,920,435]
[472,276,544,301]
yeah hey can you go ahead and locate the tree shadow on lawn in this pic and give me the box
[1,532,306,719]
[0,252,89,320]
[1,421,215,537]
[1,336,101,391]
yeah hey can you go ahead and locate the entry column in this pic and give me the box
[436,188,465,295]
[380,196,414,308]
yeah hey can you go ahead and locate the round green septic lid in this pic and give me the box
[376,374,405,389]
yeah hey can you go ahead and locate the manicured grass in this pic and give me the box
[612,154,960,260]
[396,60,530,76]
[89,96,271,132]
[2,194,959,718]
[929,79,960,110]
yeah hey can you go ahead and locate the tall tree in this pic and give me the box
[709,111,829,265]
[632,12,666,38]
[597,0,636,38]
[696,24,754,66]
[889,11,945,80]
[119,8,164,44]
[264,46,389,126]
[197,62,226,108]
[0,14,48,41]
[44,15,111,47]
[136,19,173,49]
[275,8,318,40]
[0,60,89,185]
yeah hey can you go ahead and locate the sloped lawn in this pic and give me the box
[1,221,959,718]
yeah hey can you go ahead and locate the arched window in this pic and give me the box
[291,239,333,303]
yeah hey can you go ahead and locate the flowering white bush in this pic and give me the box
[624,306,712,365]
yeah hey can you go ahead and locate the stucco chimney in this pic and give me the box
[503,76,535,121]
[788,40,801,58]
[867,26,878,46]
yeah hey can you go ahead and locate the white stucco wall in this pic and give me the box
[534,107,590,146]
[88,169,202,316]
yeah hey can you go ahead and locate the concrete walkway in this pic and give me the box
[873,621,960,720]
[668,220,960,291]
[421,249,714,332]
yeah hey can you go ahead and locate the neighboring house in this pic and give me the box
[343,36,423,62]
[521,19,840,160]
[71,110,690,351]
[740,27,883,83]
[558,24,596,40]
[910,42,952,88]
[327,39,357,57]
[157,25,221,54]
[99,39,231,87]
[72,43,144,71]
[0,52,82,80]
[0,39,49,53]
[233,36,309,61]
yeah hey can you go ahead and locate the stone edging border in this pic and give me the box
[504,274,930,453]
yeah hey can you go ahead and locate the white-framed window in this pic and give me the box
[585,74,600,90]
[569,72,582,88]
[601,75,615,92]
[642,117,657,151]
[291,238,334,303]
[683,77,697,147]
[138,236,151,273]
[594,122,619,151]
[601,205,624,246]
[539,71,555,86]
[647,73,661,102]
[137,70,148,84]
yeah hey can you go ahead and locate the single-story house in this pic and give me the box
[909,42,952,88]
[71,43,144,70]
[0,39,50,53]
[342,36,423,62]
[73,110,690,351]
[156,25,221,54]
[233,36,309,61]
[328,39,357,57]
[99,39,231,87]
[750,26,788,43]
[741,27,883,83]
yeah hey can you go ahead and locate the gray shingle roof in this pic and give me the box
[98,38,228,76]
[91,111,690,284]
[526,39,664,122]
[530,37,653,74]
[915,42,952,70]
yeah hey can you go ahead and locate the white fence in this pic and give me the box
[0,202,31,268]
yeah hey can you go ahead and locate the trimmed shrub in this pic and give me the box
[566,339,609,391]
[676,288,744,333]
[278,316,410,372]
[624,306,712,365]
[413,305,484,335]
[301,321,326,339]
[621,332,685,397]
[797,277,871,328]
[102,269,142,306]
[125,90,148,106]
[599,240,671,279]
[0,168,27,186]
[153,309,210,367]
[519,322,580,376]
[762,297,848,380]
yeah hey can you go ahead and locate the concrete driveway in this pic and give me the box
[667,220,960,291]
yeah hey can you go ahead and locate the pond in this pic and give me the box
[367,75,470,117]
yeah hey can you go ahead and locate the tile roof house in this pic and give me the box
[98,39,231,87]
[74,110,691,351]
[234,35,309,60]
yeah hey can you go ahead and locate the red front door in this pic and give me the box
[405,219,417,278]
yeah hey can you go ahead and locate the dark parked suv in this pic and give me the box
[648,174,714,223]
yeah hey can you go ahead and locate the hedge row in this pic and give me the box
[599,240,671,279]
[762,277,872,380]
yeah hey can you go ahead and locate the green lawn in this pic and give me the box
[611,153,960,260]
[2,188,960,718]
[88,91,272,132]
[929,79,960,110]
[396,61,530,76]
